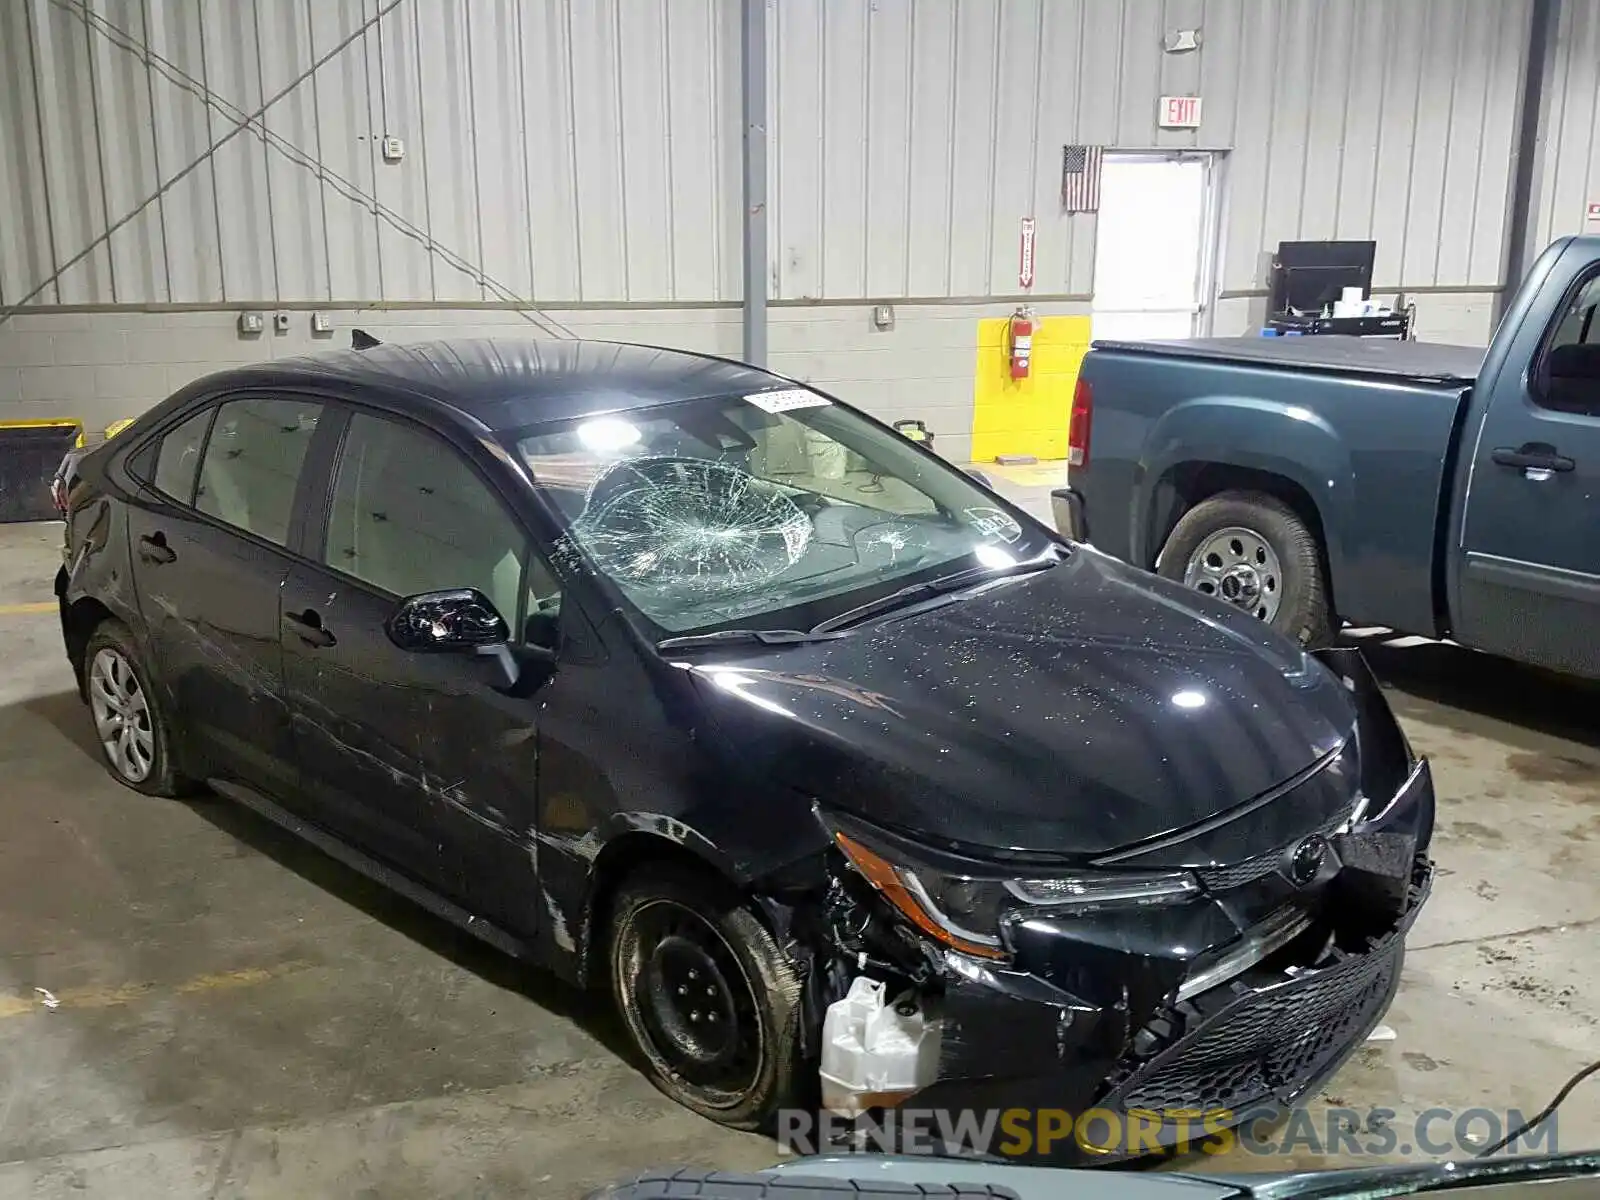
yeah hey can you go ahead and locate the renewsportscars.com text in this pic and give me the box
[778,1106,1557,1159]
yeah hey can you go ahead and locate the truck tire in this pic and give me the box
[1158,490,1334,647]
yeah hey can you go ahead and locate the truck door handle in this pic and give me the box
[283,609,336,648]
[137,532,176,564]
[1491,444,1574,474]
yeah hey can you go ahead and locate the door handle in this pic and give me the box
[137,532,176,564]
[283,609,337,649]
[1491,445,1575,474]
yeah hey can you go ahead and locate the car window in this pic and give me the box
[1549,272,1600,350]
[1541,270,1600,415]
[195,397,323,546]
[522,554,563,649]
[325,412,529,625]
[152,408,214,504]
[516,390,1056,637]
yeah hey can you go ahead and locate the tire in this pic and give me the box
[1158,490,1334,647]
[82,619,192,797]
[607,863,804,1130]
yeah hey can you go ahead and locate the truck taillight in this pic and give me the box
[1068,377,1093,467]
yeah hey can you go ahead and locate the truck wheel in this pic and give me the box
[607,863,804,1130]
[1158,491,1333,647]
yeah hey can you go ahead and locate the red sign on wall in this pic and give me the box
[1587,201,1600,222]
[1159,95,1203,128]
[1018,217,1036,289]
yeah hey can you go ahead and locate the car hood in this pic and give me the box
[683,548,1356,858]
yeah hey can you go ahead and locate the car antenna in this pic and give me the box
[351,328,381,350]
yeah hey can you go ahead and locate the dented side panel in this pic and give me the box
[124,494,300,794]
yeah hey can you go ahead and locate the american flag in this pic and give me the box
[1061,144,1104,213]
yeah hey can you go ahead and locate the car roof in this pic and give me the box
[185,338,785,434]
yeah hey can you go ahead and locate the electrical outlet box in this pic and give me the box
[311,312,333,334]
[237,311,264,334]
[381,136,405,163]
[872,304,895,331]
[274,312,291,333]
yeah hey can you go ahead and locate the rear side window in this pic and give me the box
[1549,272,1600,350]
[151,408,214,504]
[195,397,323,546]
[1540,269,1600,415]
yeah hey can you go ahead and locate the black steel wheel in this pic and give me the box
[608,864,803,1129]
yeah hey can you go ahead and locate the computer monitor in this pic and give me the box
[1269,241,1377,315]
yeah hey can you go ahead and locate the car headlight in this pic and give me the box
[832,829,1199,961]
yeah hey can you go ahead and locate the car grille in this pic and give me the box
[1103,932,1403,1116]
[1195,805,1357,894]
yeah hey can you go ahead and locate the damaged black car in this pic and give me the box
[54,338,1434,1160]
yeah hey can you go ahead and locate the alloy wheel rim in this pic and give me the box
[628,900,763,1102]
[88,648,155,783]
[1183,526,1284,623]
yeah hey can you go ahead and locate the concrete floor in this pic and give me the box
[2,497,1598,1198]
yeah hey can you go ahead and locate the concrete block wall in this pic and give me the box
[0,302,1087,463]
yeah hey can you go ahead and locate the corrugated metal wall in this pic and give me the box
[1533,0,1600,248]
[769,0,1537,301]
[3,0,1598,312]
[0,0,742,308]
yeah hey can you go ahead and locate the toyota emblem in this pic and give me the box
[1287,834,1329,887]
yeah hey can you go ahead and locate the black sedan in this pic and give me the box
[54,338,1433,1158]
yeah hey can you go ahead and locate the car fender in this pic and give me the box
[1140,395,1355,578]
[58,498,151,680]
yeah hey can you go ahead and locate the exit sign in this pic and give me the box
[1159,96,1203,128]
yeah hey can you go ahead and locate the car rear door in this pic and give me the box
[1457,261,1600,677]
[126,394,326,795]
[278,405,548,928]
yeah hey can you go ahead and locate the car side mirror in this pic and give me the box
[963,467,994,489]
[387,588,510,653]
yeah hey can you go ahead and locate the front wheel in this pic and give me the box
[1158,490,1334,647]
[607,864,804,1130]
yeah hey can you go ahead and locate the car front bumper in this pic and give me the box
[887,759,1436,1164]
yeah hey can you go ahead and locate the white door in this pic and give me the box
[1091,154,1215,342]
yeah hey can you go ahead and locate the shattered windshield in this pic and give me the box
[514,387,1057,636]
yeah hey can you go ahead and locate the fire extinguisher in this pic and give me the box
[1008,307,1035,379]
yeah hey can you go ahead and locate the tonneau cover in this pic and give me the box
[1091,335,1483,384]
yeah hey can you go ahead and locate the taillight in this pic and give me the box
[1068,377,1093,467]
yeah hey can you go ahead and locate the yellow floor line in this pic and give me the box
[0,962,313,1021]
[0,601,57,616]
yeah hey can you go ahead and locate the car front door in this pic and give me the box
[279,407,550,929]
[1457,262,1600,677]
[126,394,325,794]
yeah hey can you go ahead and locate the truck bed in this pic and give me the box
[1091,335,1484,385]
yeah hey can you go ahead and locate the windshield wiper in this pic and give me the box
[810,552,1063,634]
[656,628,850,651]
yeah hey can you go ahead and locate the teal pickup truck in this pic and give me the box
[1057,236,1600,680]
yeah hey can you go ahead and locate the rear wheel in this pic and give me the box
[1159,490,1333,647]
[83,620,190,797]
[607,864,803,1130]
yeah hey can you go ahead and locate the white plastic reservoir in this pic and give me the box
[818,977,942,1116]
